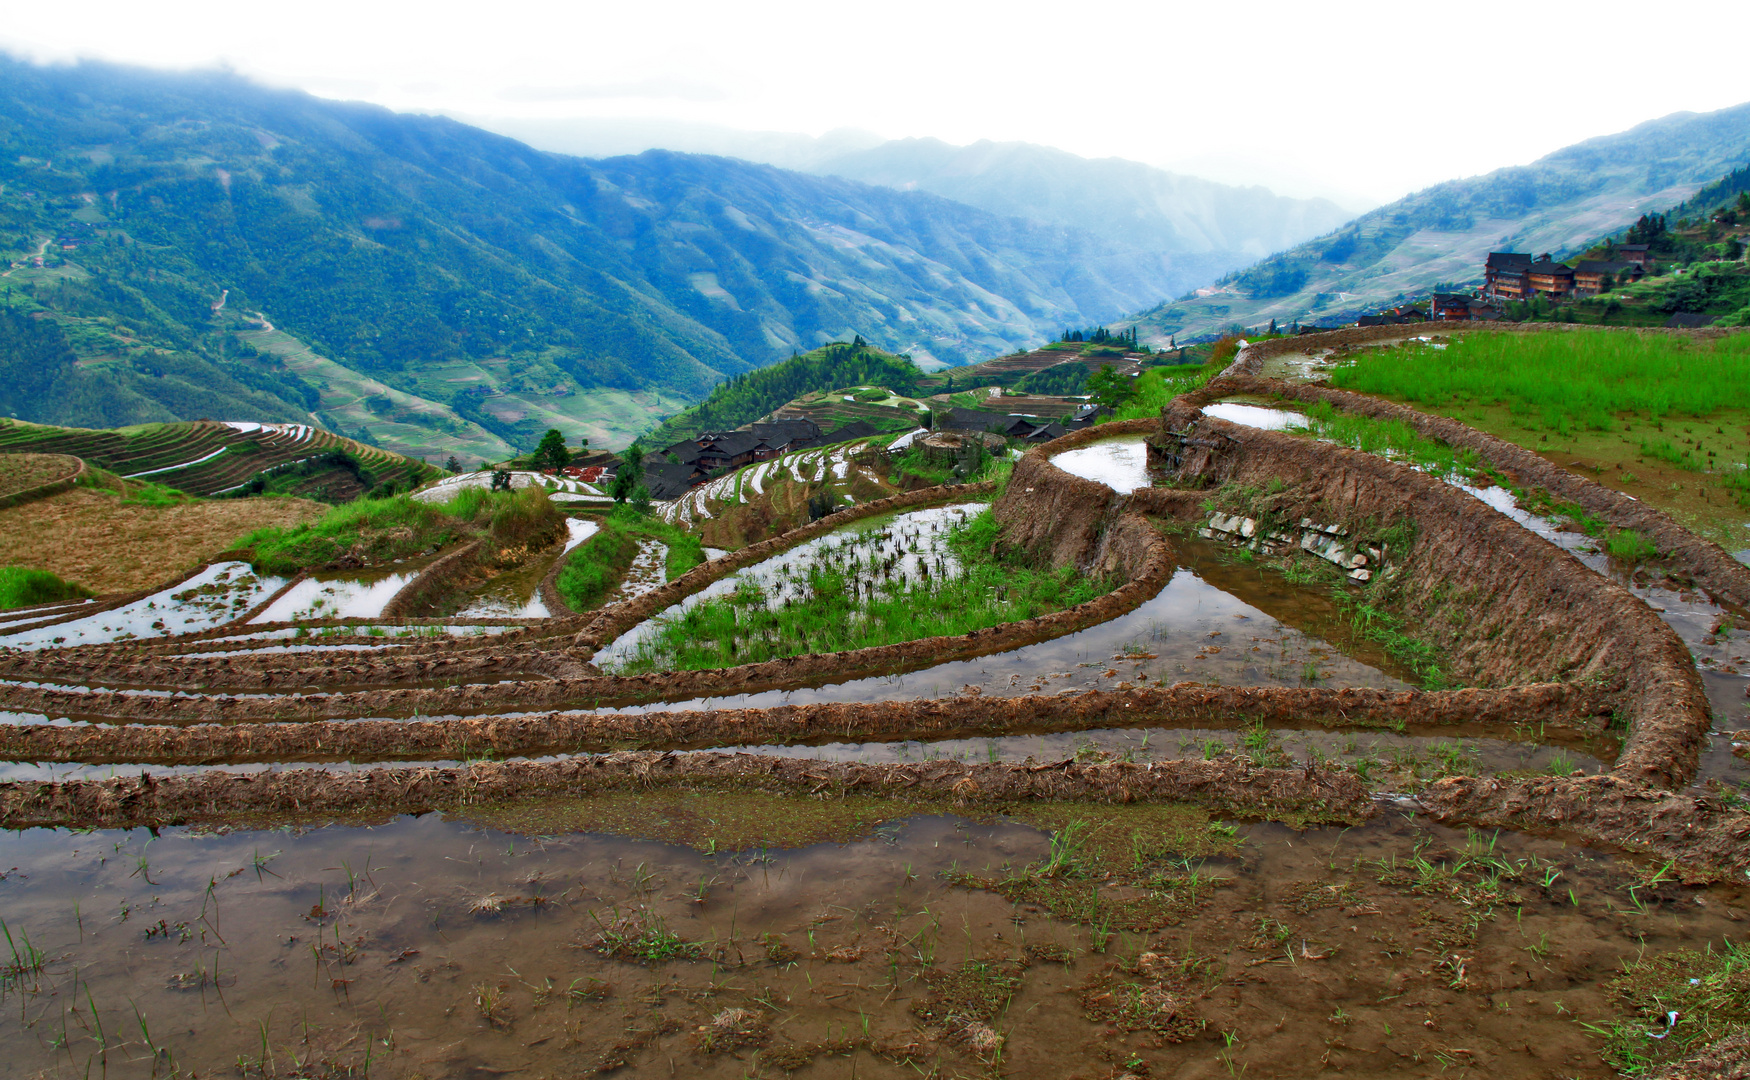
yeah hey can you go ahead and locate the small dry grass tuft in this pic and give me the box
[0,489,323,594]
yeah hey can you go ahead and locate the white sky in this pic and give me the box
[4,0,1748,207]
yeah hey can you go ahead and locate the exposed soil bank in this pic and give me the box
[1419,773,1750,884]
[0,751,1377,830]
[1186,369,1750,612]
[1145,410,1707,789]
[0,682,1613,766]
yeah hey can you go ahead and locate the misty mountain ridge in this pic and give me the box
[0,56,1234,456]
[1127,102,1750,341]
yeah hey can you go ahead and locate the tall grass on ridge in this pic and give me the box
[1328,331,1750,433]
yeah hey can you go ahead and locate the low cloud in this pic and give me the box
[501,78,727,104]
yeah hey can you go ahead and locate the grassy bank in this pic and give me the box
[556,506,705,611]
[611,508,1113,673]
[1323,331,1750,543]
[0,566,93,610]
[240,486,562,575]
[1329,330,1750,432]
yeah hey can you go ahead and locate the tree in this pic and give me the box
[490,470,513,492]
[611,444,646,503]
[1084,364,1135,410]
[445,455,462,473]
[532,428,570,471]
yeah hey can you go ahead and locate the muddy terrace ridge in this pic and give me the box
[3,326,1750,884]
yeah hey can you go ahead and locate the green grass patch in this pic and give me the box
[1340,599,1449,690]
[1329,330,1750,433]
[1108,363,1219,422]
[1590,938,1750,1075]
[611,507,1114,672]
[554,506,705,612]
[0,566,94,610]
[240,485,560,575]
[1604,528,1659,562]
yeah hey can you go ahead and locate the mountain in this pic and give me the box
[1125,103,1750,341]
[0,58,1209,456]
[808,138,1354,263]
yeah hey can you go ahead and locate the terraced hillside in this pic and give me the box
[0,419,440,500]
[768,386,931,432]
[944,343,1148,386]
[4,326,1750,1077]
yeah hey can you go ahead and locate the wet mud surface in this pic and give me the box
[2,803,1746,1078]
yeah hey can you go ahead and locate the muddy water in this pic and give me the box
[607,537,1413,715]
[1445,481,1750,793]
[597,504,984,667]
[1050,435,1152,493]
[0,564,287,650]
[713,725,1610,781]
[0,805,1736,1078]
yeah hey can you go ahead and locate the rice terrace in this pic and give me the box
[3,323,1750,1080]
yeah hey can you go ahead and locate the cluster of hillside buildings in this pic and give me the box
[1347,247,1657,326]
[640,402,1104,499]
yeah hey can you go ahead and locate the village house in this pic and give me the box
[1617,244,1652,268]
[1572,260,1644,296]
[1526,257,1575,298]
[1431,293,1474,321]
[1483,252,1533,299]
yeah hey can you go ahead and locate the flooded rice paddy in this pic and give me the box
[0,803,1737,1079]
[1049,436,1152,493]
[1,564,286,650]
[606,535,1414,714]
[597,504,983,667]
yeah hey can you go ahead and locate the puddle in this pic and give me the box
[597,504,983,667]
[0,805,1736,1077]
[1049,435,1151,493]
[1203,401,1306,430]
[0,564,286,650]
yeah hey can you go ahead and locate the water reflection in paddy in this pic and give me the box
[1049,435,1151,492]
[0,562,286,650]
[1202,401,1306,430]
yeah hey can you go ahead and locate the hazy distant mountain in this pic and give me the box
[467,115,887,172]
[0,57,1227,452]
[1127,102,1750,341]
[808,138,1355,261]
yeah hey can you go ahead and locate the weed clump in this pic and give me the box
[1594,939,1750,1074]
[0,565,93,610]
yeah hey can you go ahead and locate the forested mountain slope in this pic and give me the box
[0,57,1198,453]
[1125,103,1750,340]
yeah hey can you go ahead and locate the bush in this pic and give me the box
[0,566,94,610]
